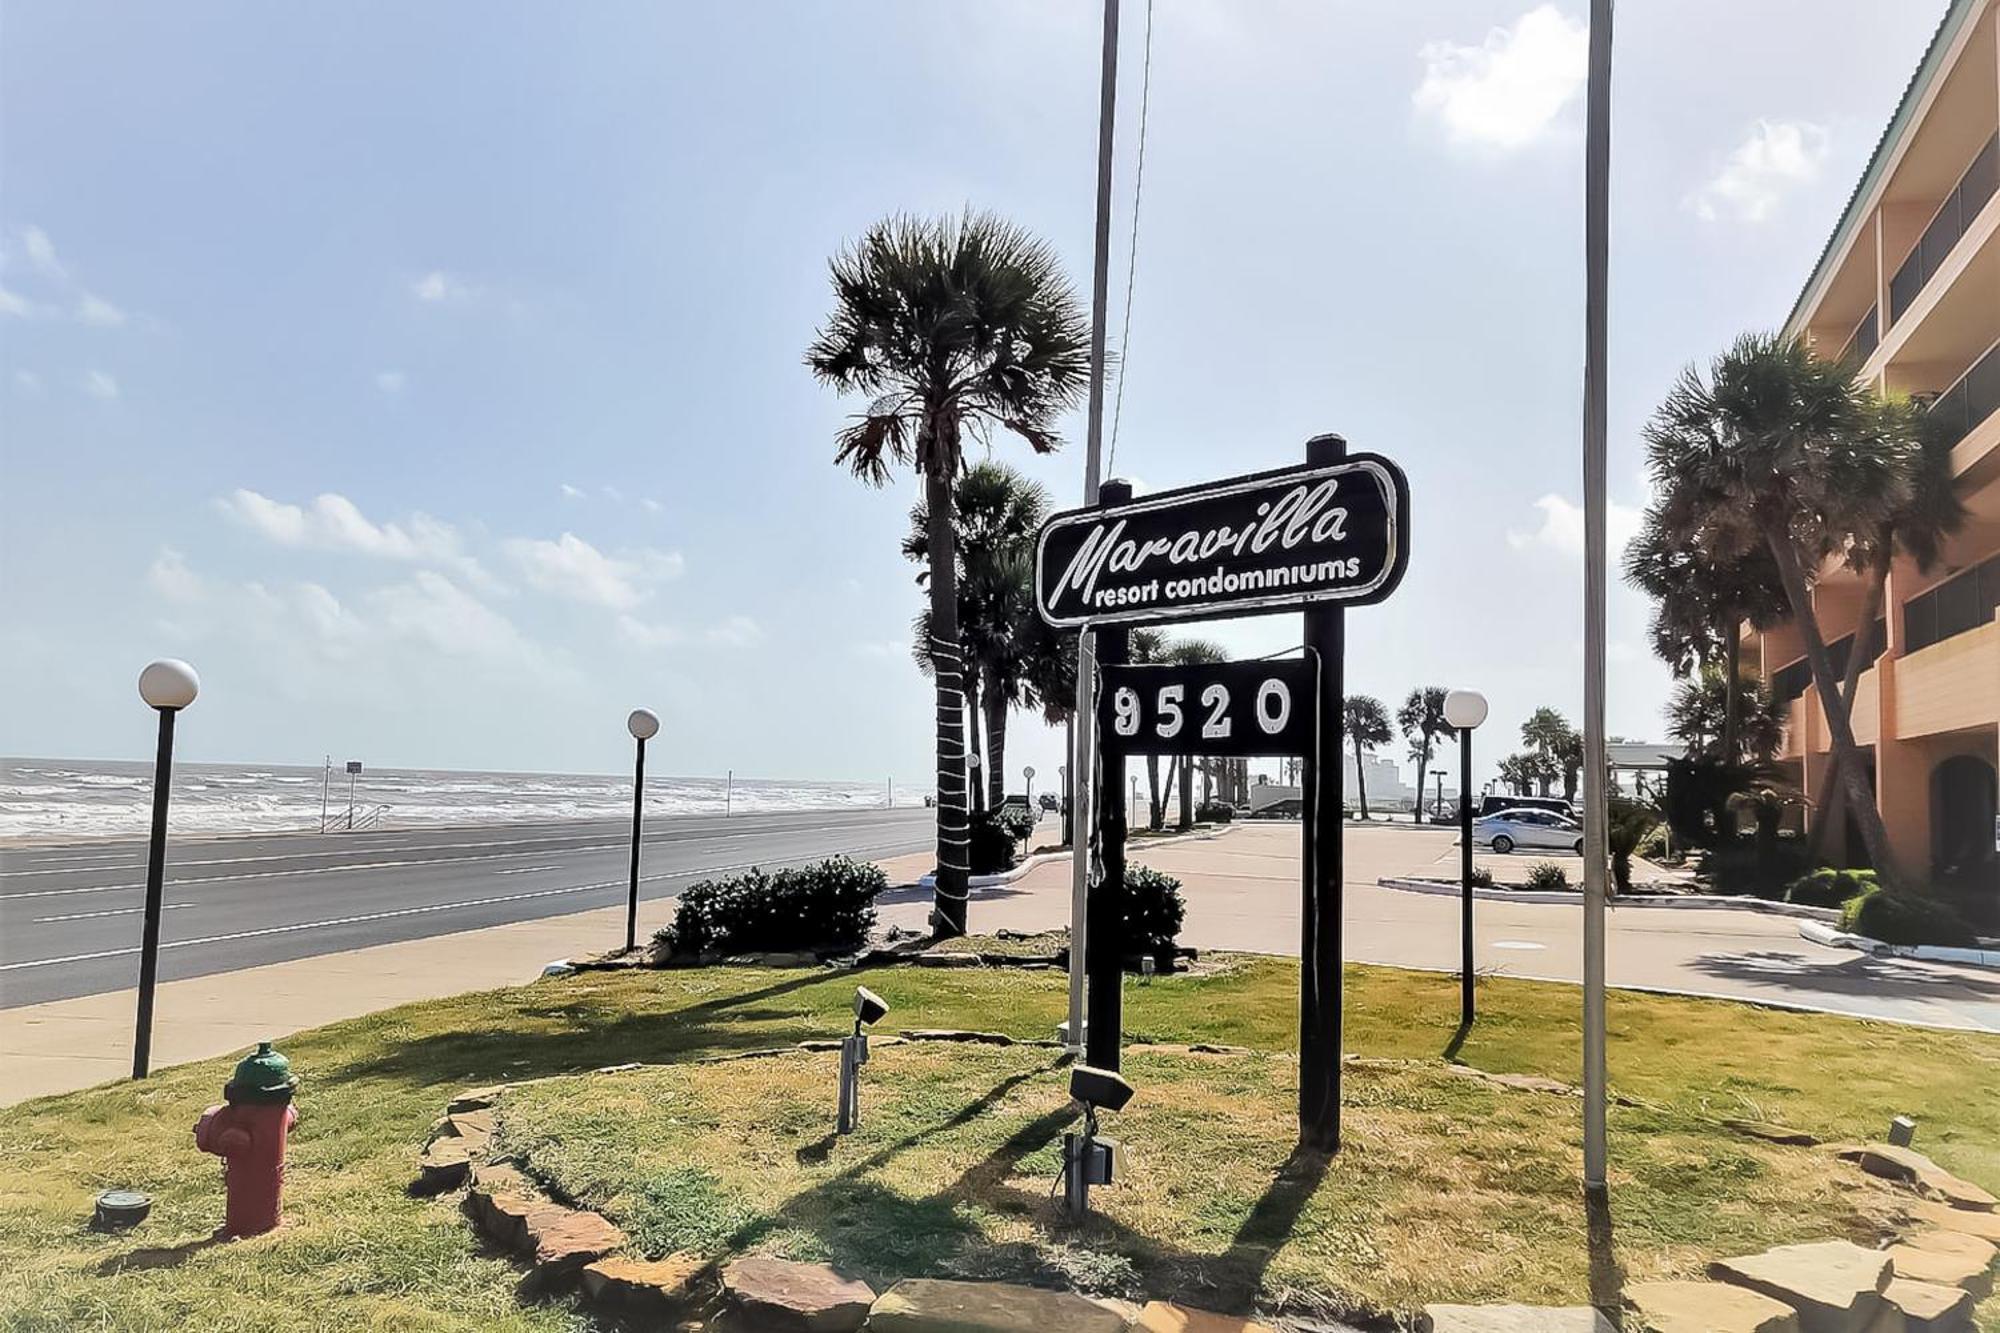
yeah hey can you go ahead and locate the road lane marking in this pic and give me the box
[495,865,561,875]
[0,838,928,972]
[33,903,193,923]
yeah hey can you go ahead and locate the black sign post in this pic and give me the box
[1036,437,1408,1152]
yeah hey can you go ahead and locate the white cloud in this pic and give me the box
[503,532,683,609]
[367,571,524,658]
[704,615,762,647]
[146,548,206,602]
[21,225,64,278]
[1507,493,1642,559]
[1414,5,1587,151]
[375,370,406,394]
[82,369,120,399]
[617,615,683,648]
[640,497,662,514]
[853,639,907,660]
[559,483,586,500]
[12,369,41,393]
[75,292,126,327]
[1686,119,1830,223]
[216,488,494,588]
[0,285,31,318]
[411,270,470,303]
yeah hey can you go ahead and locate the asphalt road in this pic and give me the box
[0,807,934,1008]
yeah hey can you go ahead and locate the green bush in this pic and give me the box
[1698,834,1813,899]
[1525,861,1570,890]
[1784,866,1877,909]
[1123,865,1187,970]
[1468,865,1494,889]
[968,807,1034,875]
[1840,885,1978,948]
[653,855,884,959]
[1195,800,1234,824]
[1636,825,1672,863]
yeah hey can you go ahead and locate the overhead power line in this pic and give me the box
[1105,0,1154,477]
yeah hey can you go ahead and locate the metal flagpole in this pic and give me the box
[1581,0,1614,1194]
[1067,0,1120,1053]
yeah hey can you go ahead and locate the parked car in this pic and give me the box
[1038,793,1060,812]
[1475,794,1575,820]
[1249,798,1302,820]
[1474,808,1585,855]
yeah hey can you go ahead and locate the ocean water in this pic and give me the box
[0,757,915,841]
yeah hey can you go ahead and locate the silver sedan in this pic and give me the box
[1474,808,1584,855]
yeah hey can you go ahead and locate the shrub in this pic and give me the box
[1123,865,1187,970]
[1468,865,1494,889]
[1195,800,1234,824]
[1525,861,1570,890]
[968,807,1032,875]
[1840,885,1978,948]
[1784,866,1878,909]
[1607,796,1660,894]
[653,855,884,959]
[1698,834,1813,899]
[1636,825,1672,863]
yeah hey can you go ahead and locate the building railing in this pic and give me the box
[1904,553,2000,655]
[1769,619,1886,704]
[1887,132,1997,327]
[1840,302,1880,364]
[1926,335,2000,450]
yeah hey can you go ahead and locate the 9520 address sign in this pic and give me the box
[1097,658,1318,759]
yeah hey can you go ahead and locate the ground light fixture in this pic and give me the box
[133,658,199,1080]
[624,708,660,953]
[1063,1063,1133,1216]
[838,987,890,1133]
[1442,689,1488,1030]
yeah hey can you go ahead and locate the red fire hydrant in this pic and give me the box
[194,1041,299,1238]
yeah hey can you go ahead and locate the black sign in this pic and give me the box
[1098,658,1318,758]
[1036,456,1409,628]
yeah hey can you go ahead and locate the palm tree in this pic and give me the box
[1397,686,1451,823]
[1342,695,1393,819]
[1642,333,1941,881]
[1497,754,1538,797]
[1667,664,1785,764]
[1163,637,1226,829]
[1128,630,1171,830]
[808,212,1089,935]
[904,463,1051,810]
[1521,707,1579,801]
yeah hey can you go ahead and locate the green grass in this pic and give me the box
[1,956,1996,1329]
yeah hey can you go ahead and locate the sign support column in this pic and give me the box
[1300,432,1346,1152]
[1086,479,1133,1072]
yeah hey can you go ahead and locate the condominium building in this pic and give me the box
[1755,0,1998,893]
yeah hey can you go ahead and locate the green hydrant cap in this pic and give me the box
[226,1041,298,1104]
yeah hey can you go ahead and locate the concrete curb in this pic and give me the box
[1376,877,1841,921]
[915,824,1239,891]
[1798,920,2000,970]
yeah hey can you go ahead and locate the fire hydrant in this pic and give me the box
[194,1041,299,1237]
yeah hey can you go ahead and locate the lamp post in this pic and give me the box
[1023,764,1036,812]
[1443,689,1488,1029]
[1058,764,1071,847]
[968,751,983,815]
[625,709,659,953]
[133,658,199,1080]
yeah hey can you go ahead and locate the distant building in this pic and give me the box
[1747,0,1997,889]
[1249,753,1415,815]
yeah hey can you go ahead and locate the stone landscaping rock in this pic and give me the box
[447,1107,496,1143]
[1881,1277,1973,1333]
[915,952,981,968]
[527,1206,625,1279]
[416,1136,474,1191]
[1886,1231,1996,1299]
[1132,1299,1279,1331]
[580,1254,709,1319]
[1840,1145,2000,1211]
[899,1029,1015,1045]
[1418,1304,1614,1332]
[1624,1279,1800,1333]
[448,1086,501,1113]
[1907,1200,2000,1243]
[1710,1241,1892,1333]
[719,1256,873,1331]
[865,1278,1130,1333]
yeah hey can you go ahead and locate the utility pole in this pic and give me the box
[1581,0,1615,1194]
[1067,0,1120,1054]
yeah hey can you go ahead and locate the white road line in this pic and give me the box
[0,838,928,972]
[34,903,193,923]
[494,865,561,875]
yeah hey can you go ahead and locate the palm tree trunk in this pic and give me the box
[1352,739,1369,819]
[1722,617,1741,765]
[983,673,1007,810]
[1413,744,1429,825]
[1765,529,1901,883]
[1145,755,1163,830]
[1177,754,1194,830]
[924,467,970,936]
[1808,545,1890,863]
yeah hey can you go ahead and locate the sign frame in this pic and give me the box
[1097,657,1319,760]
[1034,453,1411,630]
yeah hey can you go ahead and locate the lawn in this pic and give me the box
[1,955,1996,1330]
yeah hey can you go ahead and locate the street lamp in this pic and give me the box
[1023,764,1037,812]
[625,708,660,953]
[967,751,982,812]
[133,658,199,1079]
[1443,689,1489,1029]
[1058,764,1071,846]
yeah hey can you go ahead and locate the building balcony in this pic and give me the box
[1892,617,2000,739]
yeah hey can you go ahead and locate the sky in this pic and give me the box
[0,1,1951,793]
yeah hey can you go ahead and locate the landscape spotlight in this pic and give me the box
[837,987,888,1135]
[1063,1064,1133,1216]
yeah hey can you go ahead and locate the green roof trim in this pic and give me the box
[1783,0,1983,337]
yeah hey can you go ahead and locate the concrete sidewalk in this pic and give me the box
[8,822,1997,1108]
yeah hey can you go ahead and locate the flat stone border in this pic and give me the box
[1376,877,1840,921]
[1798,920,2000,971]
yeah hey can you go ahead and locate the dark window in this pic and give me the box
[1888,133,2000,326]
[1771,657,1813,703]
[1931,339,2000,449]
[1904,558,1999,655]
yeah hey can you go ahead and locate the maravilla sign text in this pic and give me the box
[1035,456,1410,628]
